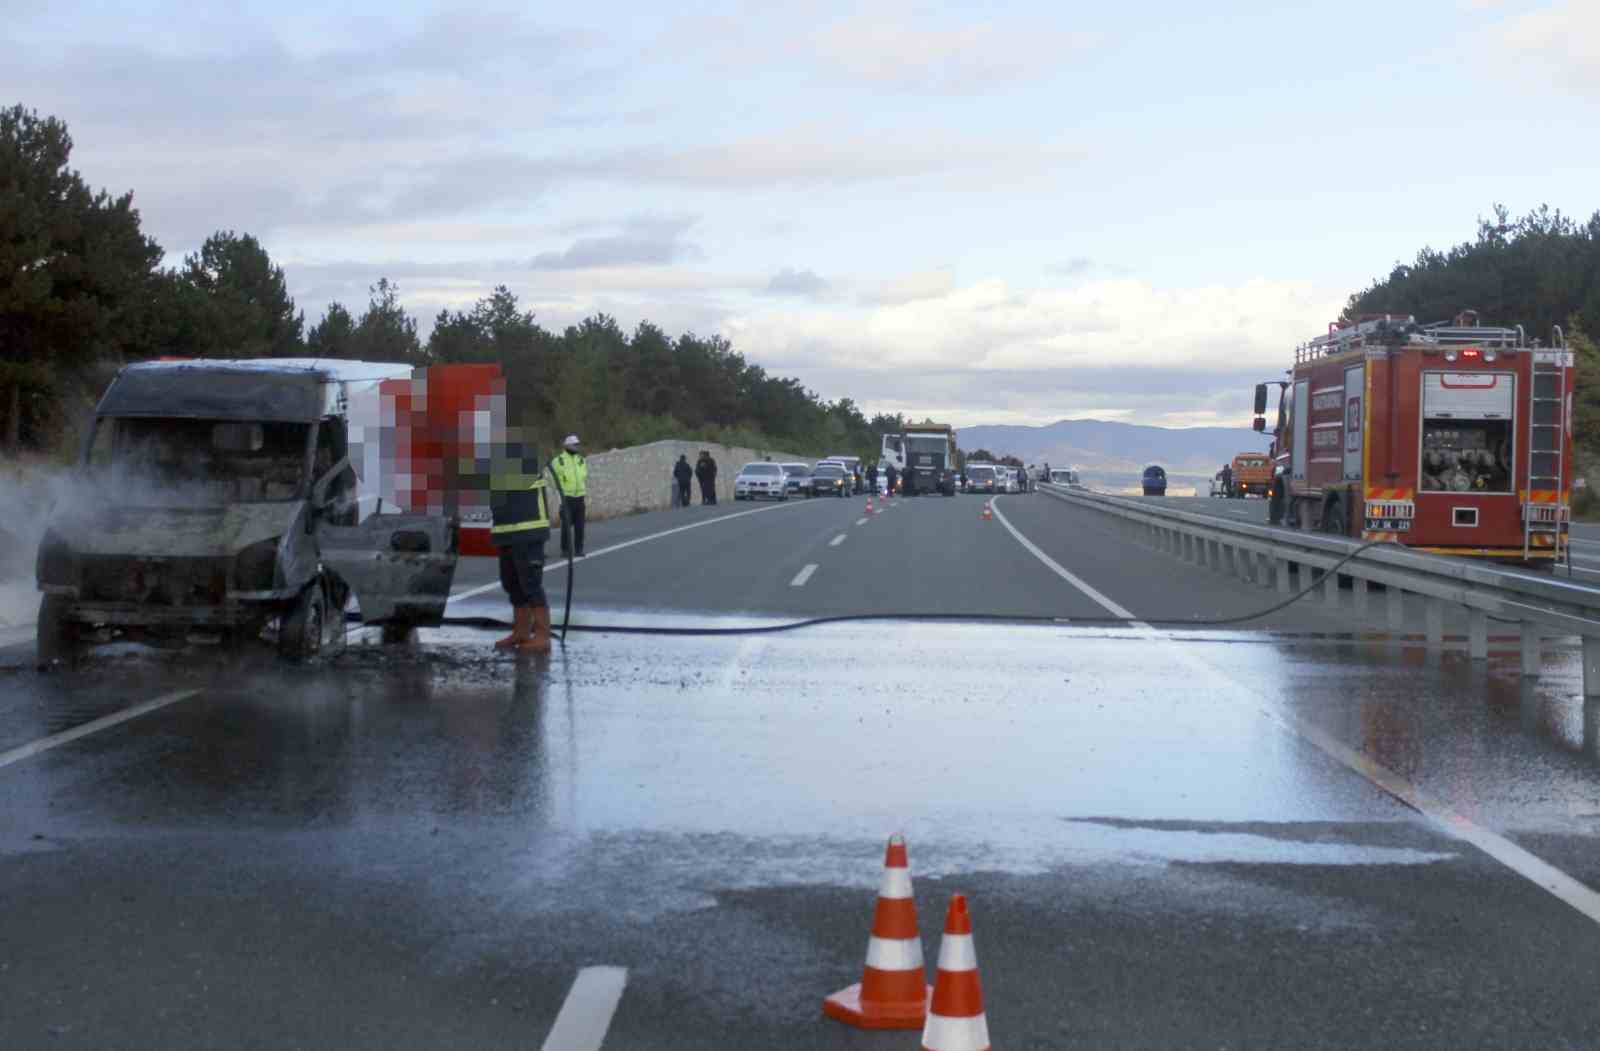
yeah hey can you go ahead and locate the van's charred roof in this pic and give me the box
[96,359,412,422]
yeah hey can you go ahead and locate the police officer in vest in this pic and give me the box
[490,436,553,654]
[551,434,589,558]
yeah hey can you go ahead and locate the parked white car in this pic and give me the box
[734,462,790,501]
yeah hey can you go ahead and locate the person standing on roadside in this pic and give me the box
[550,434,588,558]
[674,454,694,508]
[867,461,879,495]
[488,433,552,654]
[695,450,718,505]
[885,462,898,496]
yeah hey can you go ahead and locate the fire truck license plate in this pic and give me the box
[1365,517,1412,532]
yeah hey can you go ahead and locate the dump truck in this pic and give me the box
[1229,452,1272,498]
[880,423,958,495]
[1253,313,1573,564]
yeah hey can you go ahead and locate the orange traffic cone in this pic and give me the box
[866,497,875,515]
[823,834,930,1030]
[980,503,993,521]
[921,895,989,1051]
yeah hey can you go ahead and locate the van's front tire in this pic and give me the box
[279,581,333,661]
[36,594,79,664]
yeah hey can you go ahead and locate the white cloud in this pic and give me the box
[765,268,832,298]
[1482,2,1600,94]
[807,14,1100,93]
[859,268,956,306]
[725,275,1341,378]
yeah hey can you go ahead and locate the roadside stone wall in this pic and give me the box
[575,439,810,520]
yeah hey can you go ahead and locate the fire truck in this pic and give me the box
[1253,312,1573,565]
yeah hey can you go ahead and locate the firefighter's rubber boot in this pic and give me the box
[517,606,552,655]
[495,607,532,650]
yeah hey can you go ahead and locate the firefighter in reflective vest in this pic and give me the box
[490,439,553,654]
[550,434,589,558]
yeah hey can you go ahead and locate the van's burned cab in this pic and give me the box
[35,359,460,660]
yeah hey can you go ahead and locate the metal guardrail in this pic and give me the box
[1037,484,1600,692]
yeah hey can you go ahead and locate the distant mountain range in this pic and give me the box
[958,418,1270,480]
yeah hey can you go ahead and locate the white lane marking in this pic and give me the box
[540,966,628,1051]
[790,563,818,587]
[855,517,869,526]
[829,534,847,547]
[992,495,1600,927]
[988,498,1138,620]
[449,499,820,605]
[0,688,201,772]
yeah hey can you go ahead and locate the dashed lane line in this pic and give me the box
[449,498,824,605]
[829,534,847,547]
[0,688,201,772]
[790,563,818,587]
[989,494,1600,929]
[540,966,628,1051]
[855,518,869,526]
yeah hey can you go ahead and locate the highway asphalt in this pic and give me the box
[6,491,1600,1048]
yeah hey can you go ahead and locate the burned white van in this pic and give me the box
[35,359,459,661]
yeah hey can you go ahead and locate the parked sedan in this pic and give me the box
[1142,465,1167,496]
[781,462,813,496]
[965,464,999,495]
[734,462,790,500]
[809,463,854,496]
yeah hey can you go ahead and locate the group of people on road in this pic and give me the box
[674,450,719,507]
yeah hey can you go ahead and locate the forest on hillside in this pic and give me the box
[1344,205,1600,472]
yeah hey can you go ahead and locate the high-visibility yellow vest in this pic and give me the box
[489,476,550,539]
[551,451,588,497]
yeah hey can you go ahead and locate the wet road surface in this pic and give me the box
[7,493,1600,1047]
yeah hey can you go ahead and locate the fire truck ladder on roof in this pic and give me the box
[1524,326,1570,564]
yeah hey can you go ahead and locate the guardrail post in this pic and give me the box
[1256,551,1272,588]
[1276,558,1291,594]
[1424,597,1444,649]
[1521,625,1541,678]
[1353,577,1369,616]
[1387,585,1405,631]
[1222,544,1237,577]
[1323,566,1340,609]
[1467,609,1488,660]
[1585,637,1600,700]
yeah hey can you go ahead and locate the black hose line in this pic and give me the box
[353,537,1400,637]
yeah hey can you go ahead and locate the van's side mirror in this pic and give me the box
[1252,417,1265,433]
[1253,383,1269,415]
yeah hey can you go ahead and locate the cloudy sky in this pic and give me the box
[5,1,1597,427]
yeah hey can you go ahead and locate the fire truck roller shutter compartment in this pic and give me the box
[1344,365,1363,480]
[1420,372,1514,494]
[1292,380,1309,482]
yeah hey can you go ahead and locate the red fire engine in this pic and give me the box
[1253,312,1573,565]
